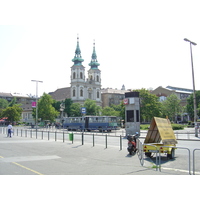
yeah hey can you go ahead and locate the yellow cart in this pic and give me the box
[143,117,177,159]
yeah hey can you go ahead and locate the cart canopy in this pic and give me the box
[144,117,177,145]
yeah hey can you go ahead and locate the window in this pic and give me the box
[96,75,99,82]
[73,72,76,79]
[80,89,83,97]
[97,91,100,98]
[136,110,140,122]
[126,110,134,122]
[80,72,83,79]
[73,89,76,97]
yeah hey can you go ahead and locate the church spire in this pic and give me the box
[89,40,100,69]
[72,35,84,65]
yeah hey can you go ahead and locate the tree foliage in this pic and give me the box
[33,93,59,122]
[83,99,101,115]
[1,104,23,123]
[161,94,181,121]
[136,89,162,121]
[186,90,200,121]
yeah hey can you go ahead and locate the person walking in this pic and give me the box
[7,123,13,138]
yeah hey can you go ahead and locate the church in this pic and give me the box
[49,36,102,106]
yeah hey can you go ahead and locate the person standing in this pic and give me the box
[7,123,13,138]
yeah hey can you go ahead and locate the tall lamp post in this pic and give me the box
[31,80,43,137]
[184,38,198,137]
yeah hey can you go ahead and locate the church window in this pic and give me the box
[80,89,83,97]
[97,91,100,98]
[73,72,76,79]
[73,89,76,97]
[90,75,93,80]
[80,72,83,79]
[96,75,99,82]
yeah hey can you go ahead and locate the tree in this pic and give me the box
[70,103,82,117]
[161,94,181,121]
[136,89,162,122]
[102,106,119,116]
[186,90,200,121]
[0,99,9,109]
[33,93,59,122]
[83,99,101,115]
[64,98,73,117]
[2,104,23,123]
[8,97,17,107]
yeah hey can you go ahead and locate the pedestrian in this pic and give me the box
[7,123,13,138]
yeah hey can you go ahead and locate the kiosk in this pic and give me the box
[124,92,140,136]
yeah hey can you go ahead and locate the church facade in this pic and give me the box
[70,37,102,106]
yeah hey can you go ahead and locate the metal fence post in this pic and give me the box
[105,134,107,148]
[82,132,84,145]
[120,135,122,150]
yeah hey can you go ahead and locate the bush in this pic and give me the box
[140,123,184,130]
[171,124,184,130]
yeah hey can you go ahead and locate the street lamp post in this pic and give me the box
[31,80,43,137]
[184,38,198,137]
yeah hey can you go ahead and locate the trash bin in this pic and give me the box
[31,125,35,128]
[69,133,74,141]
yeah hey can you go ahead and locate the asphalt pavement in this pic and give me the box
[0,127,199,175]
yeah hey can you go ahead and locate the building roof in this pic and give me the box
[0,92,12,97]
[49,87,71,101]
[166,86,193,94]
[101,88,129,94]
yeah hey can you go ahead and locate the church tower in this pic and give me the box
[70,37,102,107]
[87,40,102,106]
[70,36,86,104]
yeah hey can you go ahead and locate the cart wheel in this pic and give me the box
[167,148,175,159]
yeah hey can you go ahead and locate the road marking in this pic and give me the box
[0,155,60,163]
[0,155,44,175]
[12,162,43,175]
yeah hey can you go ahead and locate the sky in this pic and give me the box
[1,0,200,97]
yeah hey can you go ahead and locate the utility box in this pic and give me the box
[124,92,140,136]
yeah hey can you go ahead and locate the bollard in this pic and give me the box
[82,132,84,145]
[93,134,95,147]
[48,131,50,140]
[63,131,64,143]
[105,134,107,148]
[120,135,122,151]
[55,131,57,141]
[42,131,43,140]
[17,129,18,136]
[21,129,22,137]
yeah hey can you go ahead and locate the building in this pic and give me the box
[0,92,36,124]
[151,86,193,121]
[70,37,101,106]
[50,37,102,106]
[101,86,129,107]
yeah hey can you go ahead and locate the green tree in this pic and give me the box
[102,106,119,116]
[0,99,9,109]
[64,98,73,117]
[83,99,101,115]
[70,103,82,117]
[8,97,17,107]
[161,94,182,121]
[136,89,162,122]
[186,90,200,121]
[2,104,23,123]
[33,93,59,122]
